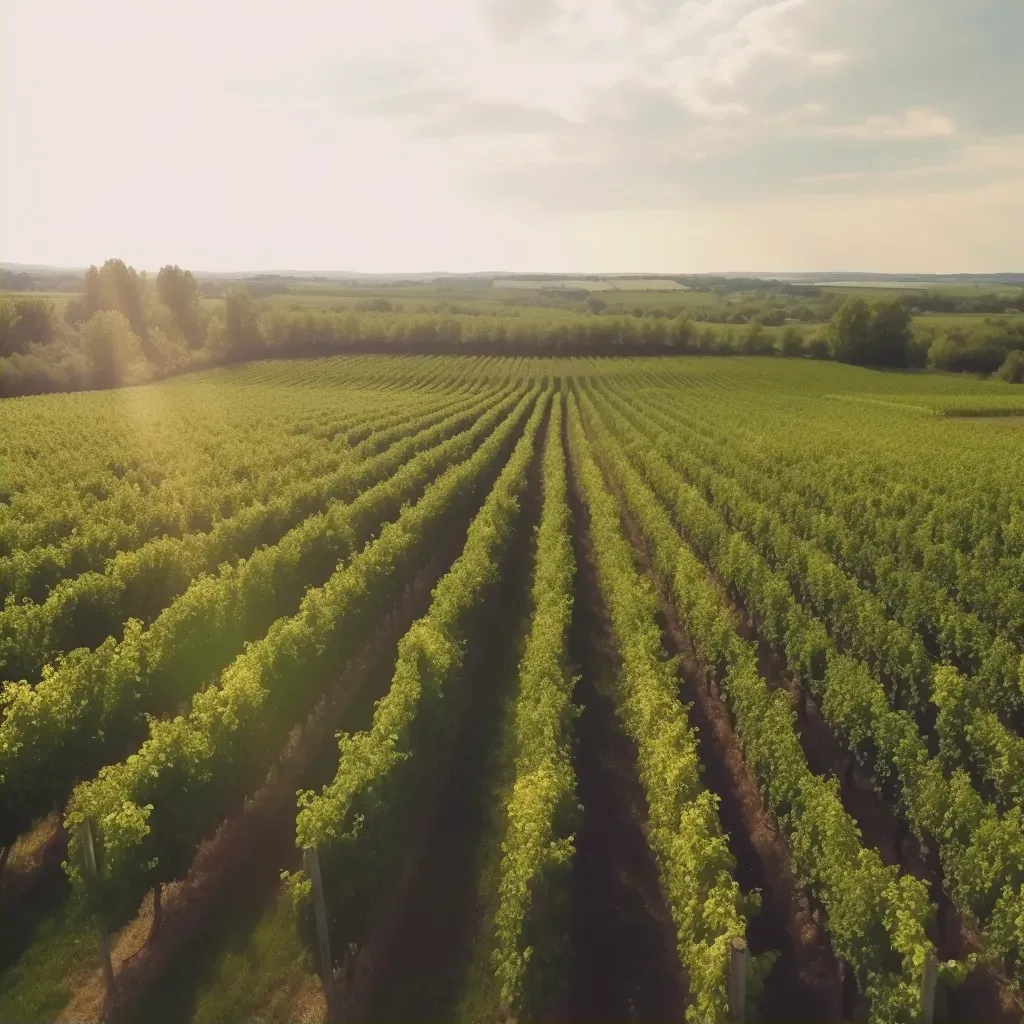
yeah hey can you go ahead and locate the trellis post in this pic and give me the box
[304,846,341,1021]
[78,818,115,1021]
[920,951,938,1024]
[728,936,748,1022]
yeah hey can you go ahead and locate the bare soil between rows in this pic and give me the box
[560,435,689,1023]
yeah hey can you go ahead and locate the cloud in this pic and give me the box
[482,0,561,41]
[822,107,957,141]
[4,0,1023,271]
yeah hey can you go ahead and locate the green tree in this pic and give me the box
[805,332,832,360]
[0,297,20,357]
[222,287,265,359]
[779,324,804,357]
[867,299,912,367]
[829,296,912,367]
[156,265,205,347]
[80,310,146,388]
[1,298,56,353]
[64,295,90,328]
[742,317,774,355]
[828,296,872,363]
[146,326,190,373]
[997,349,1024,383]
[84,259,148,340]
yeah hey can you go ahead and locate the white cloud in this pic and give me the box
[823,106,957,140]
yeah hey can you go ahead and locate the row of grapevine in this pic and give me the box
[585,384,1024,993]
[0,385,505,684]
[0,384,482,607]
[633,386,1024,828]
[624,369,1024,651]
[491,396,578,1018]
[0,351,501,545]
[604,384,1024,819]
[566,392,754,1024]
[0,389,525,852]
[619,380,1023,718]
[0,390,400,571]
[578,385,937,1022]
[635,359,1021,572]
[63,387,538,930]
[289,391,549,968]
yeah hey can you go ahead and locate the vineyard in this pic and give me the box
[2,354,1024,1024]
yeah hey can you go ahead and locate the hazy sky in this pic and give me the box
[4,0,1022,273]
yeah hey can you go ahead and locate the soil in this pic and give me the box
[559,438,689,1024]
[726,585,1022,1024]
[63,485,496,1024]
[350,404,547,1023]
[593,387,1023,1021]
[601,454,844,1022]
[0,814,69,975]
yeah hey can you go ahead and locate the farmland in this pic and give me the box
[5,261,1024,401]
[2,355,1024,1024]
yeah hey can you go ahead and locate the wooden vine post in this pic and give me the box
[728,936,748,1023]
[78,817,115,1021]
[920,951,938,1024]
[304,846,341,1021]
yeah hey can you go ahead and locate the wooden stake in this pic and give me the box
[304,847,341,1021]
[920,951,938,1024]
[78,818,115,1021]
[728,936,748,1022]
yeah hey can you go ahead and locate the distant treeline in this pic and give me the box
[2,259,1023,397]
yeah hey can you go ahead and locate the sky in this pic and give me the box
[3,0,1023,274]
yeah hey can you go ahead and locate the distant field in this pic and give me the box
[824,281,939,290]
[1,290,74,309]
[823,282,1022,299]
[493,279,615,291]
[604,278,688,291]
[493,278,687,292]
[912,311,1024,328]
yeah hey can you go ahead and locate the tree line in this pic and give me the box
[2,259,1023,397]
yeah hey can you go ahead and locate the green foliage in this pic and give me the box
[568,392,752,1024]
[63,386,536,927]
[829,296,913,368]
[778,324,804,357]
[80,310,146,388]
[593,373,1024,997]
[156,265,205,348]
[222,286,265,359]
[0,297,18,356]
[491,398,578,1016]
[291,391,546,957]
[1,387,518,848]
[997,349,1024,383]
[84,259,148,339]
[4,354,1024,1020]
[582,386,937,1021]
[0,298,57,354]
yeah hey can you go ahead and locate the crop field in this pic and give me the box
[2,355,1024,1024]
[492,278,688,292]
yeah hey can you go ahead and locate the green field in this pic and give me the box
[1,290,75,310]
[913,310,1024,327]
[2,355,1024,1023]
[493,278,688,292]
[822,281,1023,298]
